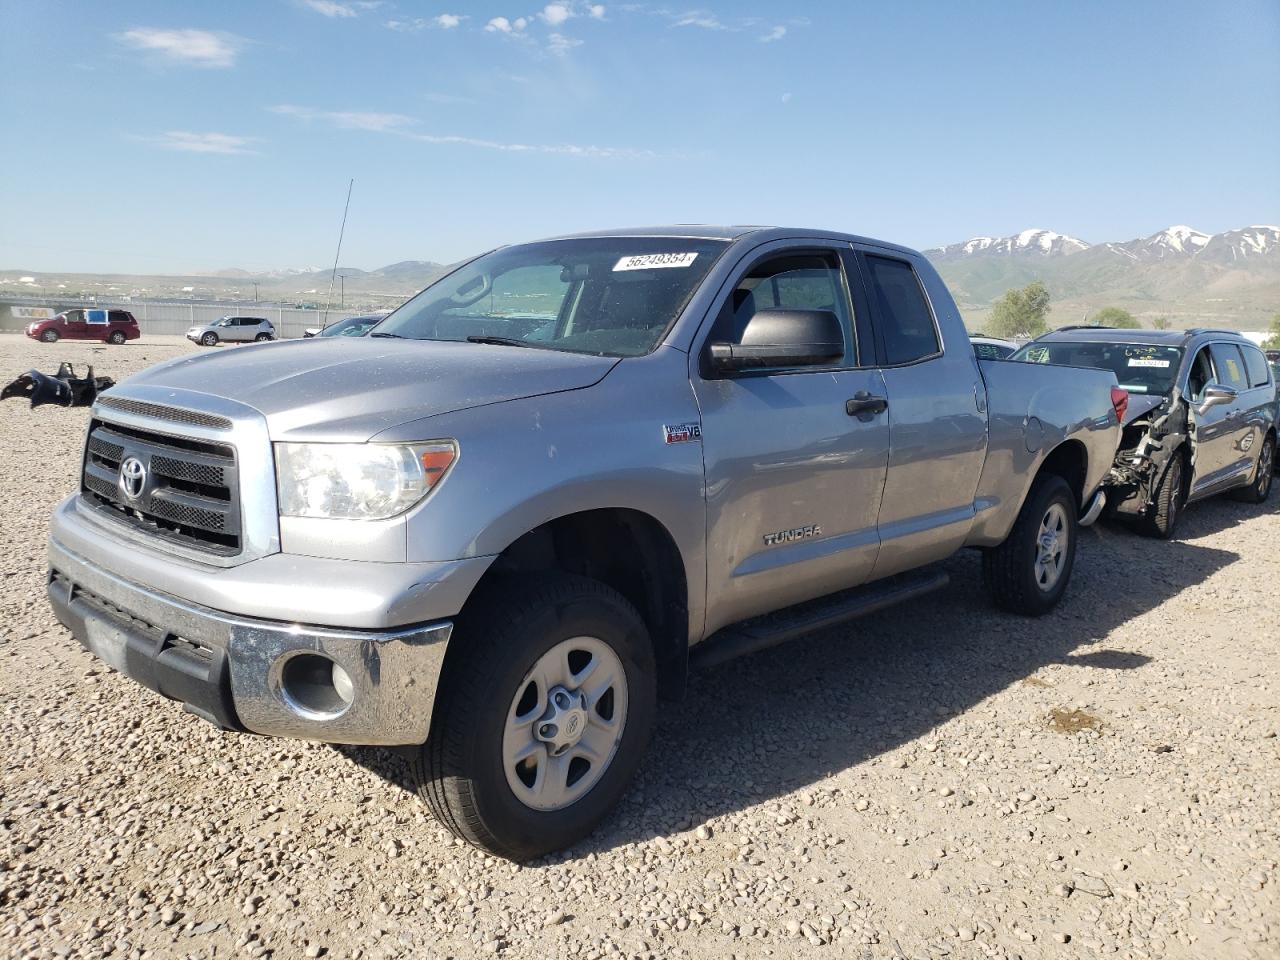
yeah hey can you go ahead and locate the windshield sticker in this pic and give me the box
[1128,358,1170,368]
[614,252,699,271]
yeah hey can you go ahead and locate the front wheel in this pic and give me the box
[107,330,126,345]
[411,575,655,861]
[1230,434,1274,504]
[200,332,219,347]
[1139,451,1185,539]
[983,474,1078,616]
[41,329,59,343]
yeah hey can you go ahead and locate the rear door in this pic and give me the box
[693,241,890,635]
[852,248,987,579]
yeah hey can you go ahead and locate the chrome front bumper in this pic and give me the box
[48,536,452,746]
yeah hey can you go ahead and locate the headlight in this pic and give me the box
[274,441,456,520]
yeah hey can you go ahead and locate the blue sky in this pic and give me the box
[1,0,1278,273]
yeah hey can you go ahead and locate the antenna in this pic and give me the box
[322,178,354,325]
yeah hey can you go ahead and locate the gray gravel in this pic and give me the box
[2,334,1278,960]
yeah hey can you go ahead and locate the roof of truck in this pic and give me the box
[540,225,922,257]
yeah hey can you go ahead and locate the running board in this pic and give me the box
[690,568,950,670]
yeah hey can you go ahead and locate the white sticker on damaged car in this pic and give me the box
[1128,358,1171,368]
[613,252,699,271]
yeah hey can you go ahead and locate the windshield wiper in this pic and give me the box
[466,335,533,348]
[369,331,405,339]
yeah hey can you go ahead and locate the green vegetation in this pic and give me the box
[1151,316,1172,330]
[1092,306,1141,328]
[1264,313,1280,350]
[987,281,1051,338]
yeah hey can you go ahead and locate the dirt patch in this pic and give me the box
[1048,707,1103,734]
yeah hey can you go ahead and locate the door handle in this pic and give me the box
[846,392,888,416]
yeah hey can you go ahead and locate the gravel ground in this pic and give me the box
[2,333,1277,960]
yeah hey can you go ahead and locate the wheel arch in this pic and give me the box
[1034,438,1089,509]
[459,507,691,701]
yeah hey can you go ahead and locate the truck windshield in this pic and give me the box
[375,237,729,357]
[1012,341,1184,396]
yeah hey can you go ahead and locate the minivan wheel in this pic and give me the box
[1230,434,1275,504]
[107,330,126,345]
[1140,451,1185,539]
[41,329,59,343]
[412,574,656,861]
[254,332,272,342]
[200,332,219,347]
[983,473,1078,616]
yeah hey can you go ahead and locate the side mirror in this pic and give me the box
[1196,381,1237,416]
[709,309,844,374]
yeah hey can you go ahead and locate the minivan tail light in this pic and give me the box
[1110,386,1129,424]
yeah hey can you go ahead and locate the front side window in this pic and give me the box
[1209,343,1247,390]
[1242,345,1272,388]
[63,310,84,324]
[1187,347,1214,401]
[377,237,729,357]
[709,251,854,367]
[863,255,939,365]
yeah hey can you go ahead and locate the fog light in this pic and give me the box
[279,653,355,719]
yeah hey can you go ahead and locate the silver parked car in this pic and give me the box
[187,316,275,347]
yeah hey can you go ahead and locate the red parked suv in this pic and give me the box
[25,309,141,345]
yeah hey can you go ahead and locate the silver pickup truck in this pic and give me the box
[47,226,1124,859]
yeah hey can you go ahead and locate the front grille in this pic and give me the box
[80,419,241,555]
[95,395,234,431]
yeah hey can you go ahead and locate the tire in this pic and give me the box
[411,574,656,861]
[983,473,1078,616]
[41,329,59,343]
[1139,450,1185,539]
[254,332,272,342]
[200,332,219,347]
[107,330,126,345]
[1230,433,1275,504]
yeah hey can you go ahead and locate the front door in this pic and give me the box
[694,244,890,636]
[1190,342,1254,494]
[62,309,87,339]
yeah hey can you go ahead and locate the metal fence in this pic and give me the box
[0,296,368,340]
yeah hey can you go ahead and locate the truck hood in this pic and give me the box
[121,338,619,440]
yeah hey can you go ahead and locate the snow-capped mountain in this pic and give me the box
[931,228,1089,259]
[1196,225,1280,264]
[930,224,1279,263]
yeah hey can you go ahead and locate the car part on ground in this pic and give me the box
[1,362,114,408]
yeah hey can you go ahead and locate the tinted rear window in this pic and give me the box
[1242,345,1272,388]
[863,255,939,365]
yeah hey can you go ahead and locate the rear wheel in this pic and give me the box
[200,332,219,347]
[1139,451,1185,539]
[983,474,1078,616]
[411,574,656,861]
[254,332,272,342]
[1230,434,1274,504]
[41,329,59,343]
[107,330,126,345]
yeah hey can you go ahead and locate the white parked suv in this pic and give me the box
[187,316,276,347]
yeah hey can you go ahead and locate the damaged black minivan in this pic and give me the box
[1013,328,1276,539]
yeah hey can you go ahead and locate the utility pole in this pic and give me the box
[253,281,259,302]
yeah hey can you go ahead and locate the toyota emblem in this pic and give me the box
[118,456,147,500]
